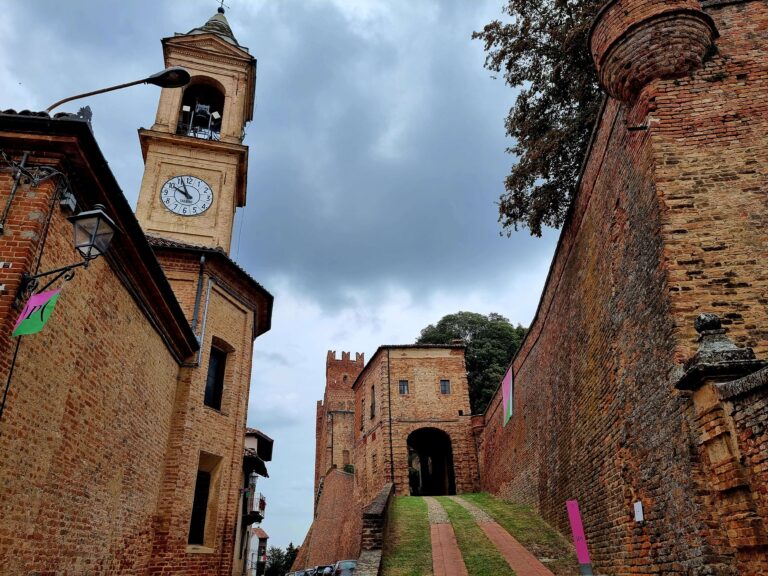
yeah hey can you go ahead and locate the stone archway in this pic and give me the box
[407,428,456,496]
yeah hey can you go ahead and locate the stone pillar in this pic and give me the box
[676,314,768,568]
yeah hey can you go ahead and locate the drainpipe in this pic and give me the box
[196,277,214,365]
[191,255,206,337]
[387,350,394,484]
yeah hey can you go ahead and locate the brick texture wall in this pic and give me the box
[354,346,479,504]
[0,162,181,574]
[478,0,768,573]
[314,351,364,500]
[148,251,258,576]
[0,132,268,575]
[293,469,362,569]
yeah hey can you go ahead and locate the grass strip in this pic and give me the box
[437,496,515,576]
[381,496,433,576]
[460,493,577,576]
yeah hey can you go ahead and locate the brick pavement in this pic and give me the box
[425,497,468,576]
[450,496,555,576]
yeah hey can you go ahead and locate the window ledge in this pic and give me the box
[186,545,215,554]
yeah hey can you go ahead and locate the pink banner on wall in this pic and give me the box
[566,500,593,574]
[501,368,513,425]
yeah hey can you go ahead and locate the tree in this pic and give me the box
[473,0,604,236]
[264,546,286,576]
[284,543,298,572]
[417,312,526,413]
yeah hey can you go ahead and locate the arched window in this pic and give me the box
[177,79,225,141]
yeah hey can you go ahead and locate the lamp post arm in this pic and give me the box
[45,78,147,114]
[19,259,90,295]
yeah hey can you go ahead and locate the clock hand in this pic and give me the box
[180,178,193,199]
[171,184,192,200]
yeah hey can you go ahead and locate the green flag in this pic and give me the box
[13,289,61,337]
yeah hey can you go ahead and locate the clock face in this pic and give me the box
[160,175,213,216]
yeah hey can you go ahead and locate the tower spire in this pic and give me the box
[186,5,239,46]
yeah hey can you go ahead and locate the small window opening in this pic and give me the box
[360,398,365,431]
[188,470,210,545]
[399,380,409,395]
[458,410,464,416]
[440,379,451,395]
[205,347,227,410]
[188,452,222,547]
[370,385,376,418]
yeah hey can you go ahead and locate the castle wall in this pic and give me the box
[478,1,768,573]
[294,469,362,569]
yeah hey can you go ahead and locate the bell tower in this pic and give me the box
[135,7,256,252]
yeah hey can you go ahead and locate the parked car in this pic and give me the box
[333,560,357,575]
[315,565,334,575]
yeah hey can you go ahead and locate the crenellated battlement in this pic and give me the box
[326,350,365,389]
[590,0,718,101]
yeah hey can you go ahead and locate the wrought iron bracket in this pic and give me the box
[16,259,91,301]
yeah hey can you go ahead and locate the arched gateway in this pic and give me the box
[407,428,456,496]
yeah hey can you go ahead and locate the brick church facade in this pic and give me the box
[0,9,272,576]
[302,0,768,573]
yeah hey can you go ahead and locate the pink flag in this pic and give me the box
[566,500,594,575]
[13,289,61,337]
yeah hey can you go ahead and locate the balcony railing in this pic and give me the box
[245,491,266,524]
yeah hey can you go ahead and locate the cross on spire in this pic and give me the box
[217,0,229,13]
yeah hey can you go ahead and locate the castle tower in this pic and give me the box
[314,351,365,502]
[589,0,717,103]
[135,7,256,252]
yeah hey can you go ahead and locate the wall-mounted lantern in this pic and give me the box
[18,204,116,296]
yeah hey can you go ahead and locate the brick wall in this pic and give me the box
[148,252,257,576]
[0,161,181,574]
[315,351,363,499]
[354,346,479,504]
[0,133,267,575]
[478,0,768,573]
[294,469,362,569]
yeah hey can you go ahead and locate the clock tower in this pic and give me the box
[135,7,255,252]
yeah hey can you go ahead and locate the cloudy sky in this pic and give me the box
[0,1,558,549]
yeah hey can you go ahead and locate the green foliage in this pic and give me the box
[417,312,526,414]
[473,0,604,236]
[381,497,433,576]
[265,542,298,576]
[285,542,299,572]
[264,546,286,576]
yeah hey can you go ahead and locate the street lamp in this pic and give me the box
[45,66,191,113]
[19,204,116,296]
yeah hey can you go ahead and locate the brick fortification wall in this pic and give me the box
[294,469,362,569]
[479,0,768,573]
